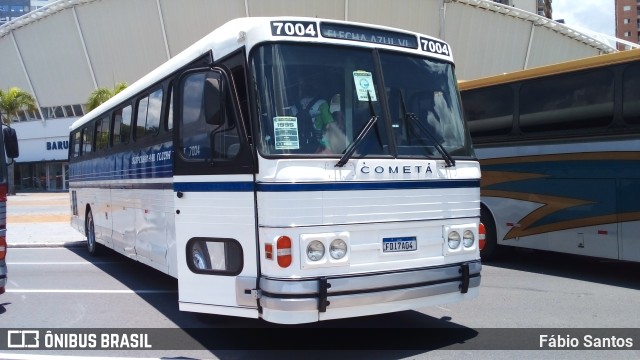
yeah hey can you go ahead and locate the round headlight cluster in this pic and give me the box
[329,239,348,260]
[306,239,348,261]
[463,230,475,248]
[306,240,325,261]
[447,231,461,249]
[448,229,476,251]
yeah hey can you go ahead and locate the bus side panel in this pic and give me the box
[75,186,113,249]
[110,188,137,258]
[619,179,640,262]
[175,175,259,315]
[483,178,619,259]
[93,187,113,249]
[133,189,173,273]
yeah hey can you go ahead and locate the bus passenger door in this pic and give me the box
[173,68,258,317]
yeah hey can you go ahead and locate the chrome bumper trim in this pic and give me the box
[259,261,481,312]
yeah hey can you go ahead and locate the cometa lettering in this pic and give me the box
[360,165,433,174]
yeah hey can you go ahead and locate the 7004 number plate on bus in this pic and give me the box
[382,236,417,253]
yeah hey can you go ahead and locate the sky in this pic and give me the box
[552,0,615,37]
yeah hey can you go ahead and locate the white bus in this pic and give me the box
[69,17,481,324]
[459,49,640,263]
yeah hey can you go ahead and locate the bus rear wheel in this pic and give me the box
[85,209,101,256]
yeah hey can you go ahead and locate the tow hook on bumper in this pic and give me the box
[319,277,329,312]
[460,262,470,294]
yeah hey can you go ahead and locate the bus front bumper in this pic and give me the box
[255,260,481,323]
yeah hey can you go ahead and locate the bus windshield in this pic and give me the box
[251,43,473,160]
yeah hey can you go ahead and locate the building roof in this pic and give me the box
[0,0,620,115]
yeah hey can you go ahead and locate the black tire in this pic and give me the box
[85,209,101,256]
[480,206,499,261]
[191,241,211,270]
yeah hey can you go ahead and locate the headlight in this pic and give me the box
[448,231,461,249]
[463,230,475,248]
[329,239,347,260]
[306,240,325,261]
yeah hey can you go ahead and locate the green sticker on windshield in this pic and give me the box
[353,70,377,102]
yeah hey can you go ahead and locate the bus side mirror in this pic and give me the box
[3,126,19,159]
[203,76,225,126]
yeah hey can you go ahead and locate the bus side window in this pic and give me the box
[167,86,174,131]
[81,126,93,154]
[179,70,240,161]
[135,89,163,141]
[95,116,110,151]
[461,85,514,139]
[623,63,640,124]
[113,105,132,146]
[71,131,81,158]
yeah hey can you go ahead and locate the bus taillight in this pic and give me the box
[0,183,7,202]
[478,223,486,251]
[276,236,292,268]
[0,236,6,260]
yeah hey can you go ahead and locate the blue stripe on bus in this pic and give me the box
[174,182,256,192]
[173,179,479,192]
[69,167,174,182]
[69,182,172,190]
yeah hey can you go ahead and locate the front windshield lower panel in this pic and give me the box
[251,43,474,160]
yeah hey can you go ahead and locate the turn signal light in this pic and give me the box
[276,236,292,268]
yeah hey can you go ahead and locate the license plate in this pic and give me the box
[382,236,417,252]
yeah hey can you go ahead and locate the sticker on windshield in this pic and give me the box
[353,71,377,102]
[273,116,300,150]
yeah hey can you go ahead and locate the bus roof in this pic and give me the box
[458,48,640,91]
[70,16,453,132]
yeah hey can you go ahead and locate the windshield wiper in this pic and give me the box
[336,92,378,168]
[400,93,455,167]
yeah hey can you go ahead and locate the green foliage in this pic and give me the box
[0,87,37,125]
[86,82,128,111]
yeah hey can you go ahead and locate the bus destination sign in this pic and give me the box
[320,22,418,49]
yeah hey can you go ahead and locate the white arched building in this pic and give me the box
[0,0,616,191]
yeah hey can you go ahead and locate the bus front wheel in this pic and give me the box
[191,241,211,270]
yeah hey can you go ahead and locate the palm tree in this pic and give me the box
[86,82,128,111]
[0,87,36,195]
